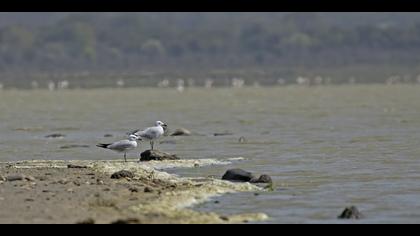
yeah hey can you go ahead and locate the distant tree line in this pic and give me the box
[1,13,420,87]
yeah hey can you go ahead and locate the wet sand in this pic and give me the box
[0,159,268,224]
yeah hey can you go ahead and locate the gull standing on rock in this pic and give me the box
[97,134,141,162]
[128,121,167,150]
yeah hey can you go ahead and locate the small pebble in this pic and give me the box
[6,175,25,182]
[144,187,153,193]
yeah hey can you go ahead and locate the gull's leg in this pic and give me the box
[124,152,127,162]
[150,141,154,150]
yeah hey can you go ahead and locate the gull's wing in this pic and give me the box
[138,127,161,140]
[108,140,136,151]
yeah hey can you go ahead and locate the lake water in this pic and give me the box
[1,85,420,223]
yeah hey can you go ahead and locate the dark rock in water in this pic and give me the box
[214,131,234,136]
[45,133,66,139]
[238,136,247,143]
[222,169,256,182]
[111,218,141,224]
[250,174,273,184]
[338,206,364,219]
[170,128,192,136]
[140,150,179,161]
[6,174,25,182]
[111,170,135,179]
[104,134,113,137]
[60,145,90,149]
[67,164,88,169]
[222,169,273,184]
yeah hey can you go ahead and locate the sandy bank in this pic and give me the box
[0,158,268,224]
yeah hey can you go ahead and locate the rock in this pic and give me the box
[222,169,255,182]
[37,177,47,181]
[0,175,6,182]
[214,131,234,136]
[238,136,247,143]
[111,218,141,224]
[24,176,36,182]
[60,145,90,149]
[111,170,135,179]
[250,174,273,184]
[170,128,192,136]
[338,206,364,219]
[140,150,180,161]
[57,179,69,185]
[219,216,229,221]
[45,133,66,139]
[67,164,88,169]
[222,169,273,184]
[6,174,25,182]
[144,187,153,193]
[104,134,113,137]
[129,187,139,193]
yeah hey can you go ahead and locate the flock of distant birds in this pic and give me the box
[96,121,168,162]
[2,75,420,91]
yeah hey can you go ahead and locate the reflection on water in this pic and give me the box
[1,85,420,223]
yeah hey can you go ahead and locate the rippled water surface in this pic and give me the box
[1,85,420,223]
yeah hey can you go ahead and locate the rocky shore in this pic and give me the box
[0,158,268,224]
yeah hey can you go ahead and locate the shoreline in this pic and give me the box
[0,159,268,224]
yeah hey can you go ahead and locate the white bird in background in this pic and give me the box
[128,121,167,150]
[97,134,141,162]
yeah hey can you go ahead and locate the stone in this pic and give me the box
[250,174,273,184]
[222,169,273,184]
[144,187,153,193]
[140,150,179,161]
[67,164,88,169]
[111,170,135,179]
[57,179,69,185]
[222,169,255,182]
[238,136,247,143]
[214,131,234,136]
[170,128,192,136]
[111,218,141,224]
[24,176,36,182]
[338,206,364,219]
[45,133,66,139]
[6,174,25,182]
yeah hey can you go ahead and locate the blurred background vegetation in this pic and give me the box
[1,12,420,88]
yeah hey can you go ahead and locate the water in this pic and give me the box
[1,85,420,223]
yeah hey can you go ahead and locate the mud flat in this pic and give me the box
[0,158,268,224]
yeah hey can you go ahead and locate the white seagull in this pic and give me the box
[97,134,141,162]
[128,121,167,150]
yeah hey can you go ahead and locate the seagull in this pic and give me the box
[97,134,141,162]
[128,121,167,150]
